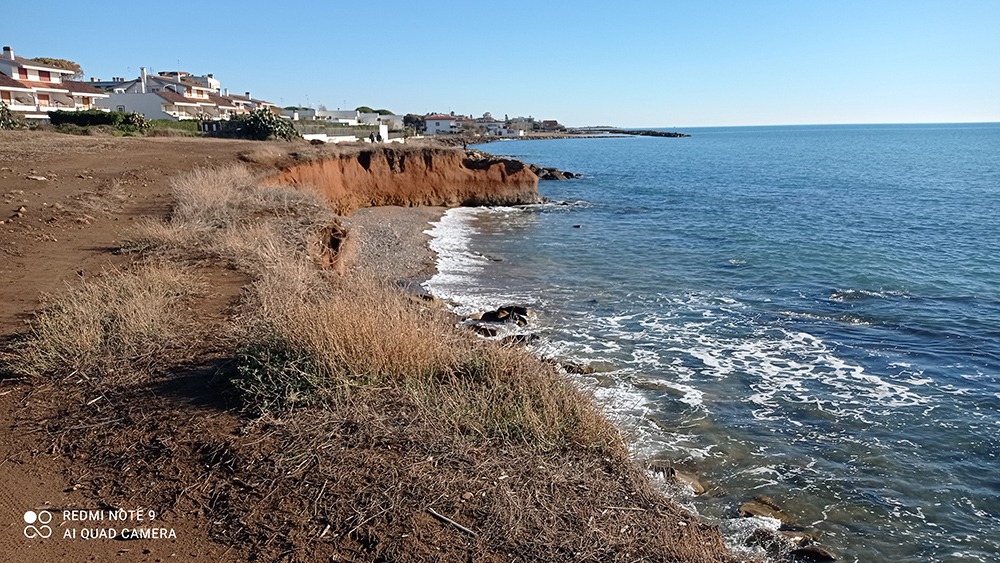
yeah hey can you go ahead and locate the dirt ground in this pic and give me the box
[0,132,270,562]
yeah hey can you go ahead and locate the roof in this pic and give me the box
[208,94,237,109]
[0,73,32,91]
[63,80,109,96]
[424,114,457,121]
[15,80,70,93]
[227,93,272,105]
[155,90,202,107]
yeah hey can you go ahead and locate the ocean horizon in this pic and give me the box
[425,123,1000,562]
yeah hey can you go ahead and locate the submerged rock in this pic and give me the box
[738,496,800,529]
[648,462,706,495]
[789,545,837,562]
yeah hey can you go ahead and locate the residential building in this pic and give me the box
[94,70,272,121]
[423,113,459,135]
[0,45,108,119]
[359,112,404,130]
[282,108,359,124]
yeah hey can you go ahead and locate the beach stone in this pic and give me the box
[738,496,799,528]
[479,305,530,326]
[789,545,837,562]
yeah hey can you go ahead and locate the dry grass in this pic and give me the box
[8,263,201,380]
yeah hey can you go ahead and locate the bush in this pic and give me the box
[0,101,24,130]
[219,108,298,141]
[48,109,150,134]
[147,119,201,133]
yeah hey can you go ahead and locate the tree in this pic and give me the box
[30,57,83,80]
[403,114,424,132]
[356,106,395,115]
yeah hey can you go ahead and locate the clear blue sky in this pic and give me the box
[4,1,998,127]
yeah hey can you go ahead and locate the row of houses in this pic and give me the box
[421,113,564,136]
[90,69,276,121]
[0,46,109,119]
[1,45,564,138]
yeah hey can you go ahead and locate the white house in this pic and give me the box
[282,108,360,124]
[94,70,272,121]
[0,45,108,119]
[359,112,404,130]
[423,113,459,135]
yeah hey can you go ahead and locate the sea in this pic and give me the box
[422,123,1000,562]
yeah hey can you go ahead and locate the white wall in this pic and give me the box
[425,119,456,135]
[96,93,172,120]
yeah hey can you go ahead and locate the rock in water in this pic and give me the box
[738,496,800,529]
[479,305,531,326]
[789,545,837,562]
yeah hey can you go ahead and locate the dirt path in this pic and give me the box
[0,132,269,562]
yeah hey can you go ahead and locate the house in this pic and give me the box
[474,116,504,136]
[94,70,272,121]
[540,119,564,132]
[0,45,109,119]
[423,113,460,135]
[227,91,277,114]
[359,112,404,130]
[282,108,359,124]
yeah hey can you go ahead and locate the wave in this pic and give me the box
[829,288,911,302]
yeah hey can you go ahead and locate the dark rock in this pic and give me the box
[789,545,837,562]
[738,496,799,529]
[561,360,595,375]
[479,305,530,326]
[744,528,786,559]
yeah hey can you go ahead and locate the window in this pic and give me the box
[38,70,50,82]
[1,91,11,104]
[37,93,50,107]
[117,105,126,112]
[17,68,28,79]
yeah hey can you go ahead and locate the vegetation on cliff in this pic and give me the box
[1,142,736,562]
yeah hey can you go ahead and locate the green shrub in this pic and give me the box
[148,119,201,133]
[0,101,24,130]
[48,109,150,133]
[219,108,298,141]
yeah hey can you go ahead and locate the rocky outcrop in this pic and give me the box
[266,146,541,215]
[528,164,580,181]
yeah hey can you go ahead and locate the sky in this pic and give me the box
[4,1,998,127]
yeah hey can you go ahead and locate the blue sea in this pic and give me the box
[423,124,1000,562]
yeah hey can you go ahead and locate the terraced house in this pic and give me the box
[0,46,108,120]
[93,69,276,122]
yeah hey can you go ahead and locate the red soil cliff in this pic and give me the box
[266,146,542,214]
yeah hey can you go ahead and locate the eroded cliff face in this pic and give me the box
[266,147,541,215]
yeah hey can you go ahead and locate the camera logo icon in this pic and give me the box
[23,510,53,539]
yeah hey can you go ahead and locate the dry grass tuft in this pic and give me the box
[237,144,287,165]
[9,263,201,380]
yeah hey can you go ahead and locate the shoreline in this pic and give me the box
[0,132,741,562]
